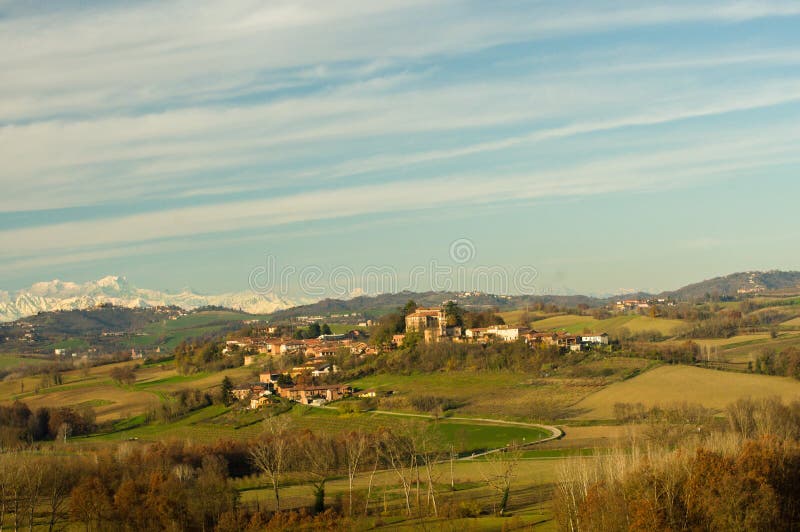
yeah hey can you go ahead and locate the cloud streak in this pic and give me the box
[3,1,800,287]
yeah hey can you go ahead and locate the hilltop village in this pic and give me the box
[224,304,608,408]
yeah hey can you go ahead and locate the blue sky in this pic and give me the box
[2,1,800,298]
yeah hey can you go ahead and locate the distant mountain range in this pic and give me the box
[3,270,800,323]
[0,276,303,322]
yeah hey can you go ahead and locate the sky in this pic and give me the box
[2,1,800,299]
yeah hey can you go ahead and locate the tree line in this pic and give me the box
[556,397,800,531]
[0,415,522,530]
[0,401,96,447]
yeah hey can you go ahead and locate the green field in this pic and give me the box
[133,310,268,350]
[0,353,50,370]
[435,420,550,451]
[84,405,550,453]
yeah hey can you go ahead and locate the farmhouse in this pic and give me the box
[289,360,339,378]
[231,386,252,401]
[616,299,650,311]
[278,384,352,405]
[318,333,347,341]
[579,332,609,345]
[305,343,339,359]
[258,373,281,387]
[250,396,271,409]
[231,383,273,403]
[484,325,529,342]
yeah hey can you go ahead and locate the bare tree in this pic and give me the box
[249,415,293,511]
[478,443,523,516]
[363,444,381,516]
[298,431,341,514]
[6,456,24,531]
[409,424,444,517]
[419,439,443,517]
[0,455,9,532]
[380,426,417,516]
[22,457,45,532]
[342,430,371,516]
[44,459,80,532]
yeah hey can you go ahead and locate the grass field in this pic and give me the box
[0,353,49,370]
[82,403,551,453]
[497,309,550,325]
[717,333,800,363]
[527,314,685,336]
[349,359,652,421]
[693,333,772,349]
[573,364,800,419]
[237,455,563,529]
[782,316,800,328]
[130,310,268,350]
[0,357,258,422]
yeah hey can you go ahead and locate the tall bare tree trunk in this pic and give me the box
[364,454,379,516]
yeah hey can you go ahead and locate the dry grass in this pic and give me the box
[693,333,772,349]
[240,454,564,523]
[528,314,685,336]
[22,385,160,422]
[350,366,648,421]
[0,359,257,423]
[573,365,800,419]
[537,425,641,450]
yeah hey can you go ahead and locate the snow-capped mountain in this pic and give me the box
[0,276,305,322]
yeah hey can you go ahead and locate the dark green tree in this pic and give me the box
[444,301,464,327]
[220,376,234,406]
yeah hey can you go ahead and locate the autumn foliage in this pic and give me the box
[556,398,800,531]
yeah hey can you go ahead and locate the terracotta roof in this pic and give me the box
[286,384,352,392]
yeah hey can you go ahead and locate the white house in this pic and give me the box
[579,333,609,345]
[485,326,529,342]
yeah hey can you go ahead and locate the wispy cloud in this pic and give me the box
[2,127,797,261]
[2,1,800,286]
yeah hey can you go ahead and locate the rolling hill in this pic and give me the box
[661,270,800,301]
[0,307,261,355]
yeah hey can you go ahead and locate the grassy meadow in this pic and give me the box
[0,353,49,370]
[573,364,800,419]
[349,357,652,421]
[524,313,686,336]
[132,310,270,350]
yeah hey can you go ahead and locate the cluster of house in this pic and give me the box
[394,307,609,351]
[225,329,375,409]
[231,370,353,409]
[222,329,376,366]
[614,298,673,311]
